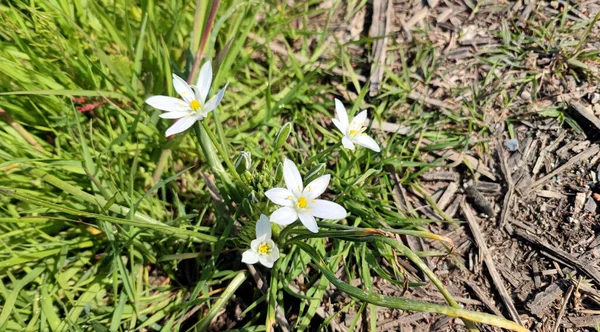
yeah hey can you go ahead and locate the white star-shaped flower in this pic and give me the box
[241,214,280,268]
[265,159,347,233]
[146,61,228,136]
[331,98,381,152]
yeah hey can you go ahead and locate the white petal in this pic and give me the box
[334,98,349,127]
[283,159,304,195]
[250,238,261,251]
[258,256,274,268]
[352,110,368,126]
[159,111,189,119]
[341,137,355,150]
[298,212,318,233]
[311,200,347,220]
[165,116,197,136]
[255,214,272,239]
[353,135,381,152]
[267,244,280,263]
[172,74,194,104]
[331,118,348,135]
[265,188,294,207]
[270,206,298,226]
[241,250,259,264]
[196,61,213,103]
[202,83,228,115]
[146,96,190,112]
[304,174,330,200]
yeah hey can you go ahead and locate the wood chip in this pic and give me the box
[536,190,566,199]
[421,171,458,182]
[565,315,600,328]
[461,201,523,325]
[474,181,502,194]
[527,281,564,316]
[574,192,587,214]
[436,182,459,210]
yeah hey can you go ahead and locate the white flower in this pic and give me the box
[331,98,381,152]
[241,214,280,268]
[265,159,347,233]
[146,61,228,136]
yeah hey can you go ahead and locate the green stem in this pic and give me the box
[201,121,244,184]
[278,220,301,243]
[152,148,171,184]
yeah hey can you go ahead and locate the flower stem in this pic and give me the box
[152,148,171,184]
[278,221,301,243]
[201,121,243,184]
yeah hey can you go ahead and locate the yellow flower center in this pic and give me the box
[190,99,202,112]
[297,196,308,209]
[258,242,272,255]
[348,124,365,137]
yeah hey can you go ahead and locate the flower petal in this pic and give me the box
[304,174,330,200]
[159,111,189,119]
[241,250,259,264]
[332,118,348,135]
[250,238,261,251]
[270,206,298,225]
[353,135,381,152]
[334,98,349,127]
[259,256,274,268]
[341,136,355,150]
[165,116,197,136]
[146,96,190,112]
[196,61,213,103]
[283,159,303,195]
[298,212,318,233]
[265,188,294,207]
[172,74,194,104]
[267,243,280,263]
[352,110,368,126]
[311,200,347,220]
[255,214,272,239]
[202,83,228,115]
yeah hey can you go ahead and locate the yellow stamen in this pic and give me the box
[190,99,201,111]
[297,196,308,209]
[258,242,272,255]
[349,129,357,136]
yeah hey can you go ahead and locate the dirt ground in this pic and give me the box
[261,0,600,331]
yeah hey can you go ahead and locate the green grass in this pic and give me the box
[4,0,598,331]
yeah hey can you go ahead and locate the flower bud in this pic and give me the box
[275,122,293,149]
[235,151,252,174]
